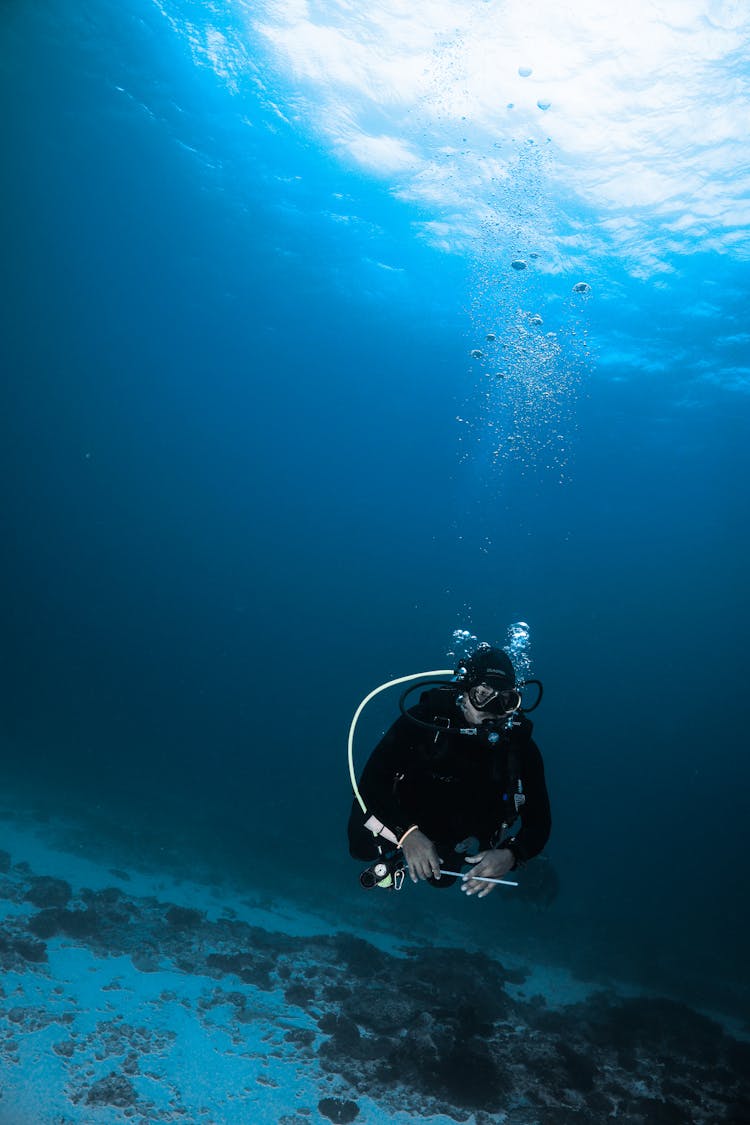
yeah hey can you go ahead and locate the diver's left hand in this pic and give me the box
[461,848,515,898]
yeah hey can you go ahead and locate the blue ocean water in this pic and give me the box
[2,0,749,1051]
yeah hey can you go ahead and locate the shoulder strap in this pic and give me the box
[492,739,526,813]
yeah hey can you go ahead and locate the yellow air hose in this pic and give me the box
[347,670,455,812]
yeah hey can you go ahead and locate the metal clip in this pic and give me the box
[433,716,450,743]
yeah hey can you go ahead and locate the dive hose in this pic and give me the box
[347,669,454,814]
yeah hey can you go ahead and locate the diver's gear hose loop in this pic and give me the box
[348,670,455,813]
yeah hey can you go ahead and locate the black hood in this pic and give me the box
[458,646,516,689]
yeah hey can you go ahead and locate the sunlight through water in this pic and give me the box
[149,0,750,472]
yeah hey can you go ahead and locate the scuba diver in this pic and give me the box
[347,644,551,898]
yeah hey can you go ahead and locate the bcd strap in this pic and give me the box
[514,780,526,812]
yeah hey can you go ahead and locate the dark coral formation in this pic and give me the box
[85,1072,138,1108]
[318,1096,360,1123]
[24,875,72,908]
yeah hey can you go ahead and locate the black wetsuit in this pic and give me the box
[348,687,551,871]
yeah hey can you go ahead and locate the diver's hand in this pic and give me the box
[461,848,515,898]
[400,830,442,883]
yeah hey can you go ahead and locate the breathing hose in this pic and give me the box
[347,669,454,813]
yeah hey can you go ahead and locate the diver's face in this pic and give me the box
[468,682,499,710]
[458,692,491,726]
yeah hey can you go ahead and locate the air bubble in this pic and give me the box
[511,259,527,271]
[449,629,479,663]
[518,66,532,78]
[506,622,533,682]
[573,281,591,294]
[470,349,484,359]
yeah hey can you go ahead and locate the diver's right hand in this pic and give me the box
[400,830,442,883]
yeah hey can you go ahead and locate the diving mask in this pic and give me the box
[466,681,522,715]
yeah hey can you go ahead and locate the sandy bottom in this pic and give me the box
[1,803,747,1125]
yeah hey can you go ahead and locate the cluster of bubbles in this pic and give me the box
[445,122,595,482]
[446,628,479,665]
[504,620,533,683]
[446,622,533,683]
[461,243,593,480]
[413,39,592,481]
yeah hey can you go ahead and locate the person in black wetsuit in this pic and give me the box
[348,645,551,898]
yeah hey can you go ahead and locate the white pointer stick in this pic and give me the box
[439,868,518,887]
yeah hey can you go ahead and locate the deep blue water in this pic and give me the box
[2,0,749,1018]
